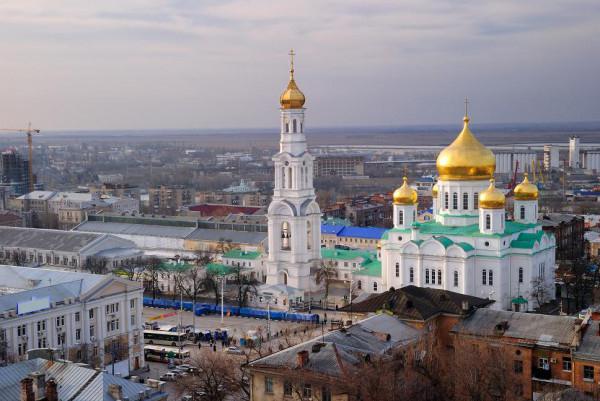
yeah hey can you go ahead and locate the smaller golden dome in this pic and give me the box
[432,183,438,197]
[514,173,538,201]
[280,49,306,109]
[393,177,418,205]
[479,179,505,209]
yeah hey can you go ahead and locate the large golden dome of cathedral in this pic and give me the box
[514,173,539,201]
[393,177,418,205]
[280,50,305,109]
[436,116,495,181]
[479,179,506,209]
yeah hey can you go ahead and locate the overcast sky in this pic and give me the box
[0,0,598,130]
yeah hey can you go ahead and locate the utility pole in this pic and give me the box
[220,276,225,324]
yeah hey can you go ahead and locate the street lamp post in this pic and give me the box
[220,275,225,324]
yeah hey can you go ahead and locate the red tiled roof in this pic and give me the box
[188,204,262,217]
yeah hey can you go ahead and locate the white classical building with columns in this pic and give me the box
[258,51,322,308]
[377,115,556,311]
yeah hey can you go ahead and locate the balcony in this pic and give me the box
[532,367,552,380]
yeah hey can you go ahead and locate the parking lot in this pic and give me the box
[141,307,324,400]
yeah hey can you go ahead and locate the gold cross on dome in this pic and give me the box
[464,97,470,118]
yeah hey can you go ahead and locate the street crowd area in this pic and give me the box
[141,307,329,400]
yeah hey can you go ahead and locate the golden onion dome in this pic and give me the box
[280,49,306,109]
[479,179,506,209]
[436,116,495,181]
[514,173,539,201]
[393,176,418,205]
[431,183,439,197]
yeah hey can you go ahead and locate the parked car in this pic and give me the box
[225,346,243,355]
[159,372,178,382]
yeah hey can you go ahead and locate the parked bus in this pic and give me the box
[143,330,187,346]
[144,345,190,364]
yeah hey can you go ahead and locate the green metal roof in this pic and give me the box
[512,296,528,304]
[159,261,195,272]
[383,220,539,240]
[457,242,475,252]
[434,236,453,248]
[206,262,235,276]
[357,259,382,277]
[321,248,375,261]
[222,249,262,260]
[510,231,547,249]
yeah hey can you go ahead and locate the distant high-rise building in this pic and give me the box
[543,145,559,170]
[494,151,536,174]
[569,136,580,168]
[0,150,30,196]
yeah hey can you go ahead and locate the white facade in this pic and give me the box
[583,151,600,172]
[0,266,144,369]
[265,105,321,293]
[569,136,580,168]
[495,151,536,175]
[544,145,559,170]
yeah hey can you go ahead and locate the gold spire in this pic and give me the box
[280,49,306,109]
[479,179,506,209]
[436,107,495,181]
[514,173,539,201]
[393,176,418,205]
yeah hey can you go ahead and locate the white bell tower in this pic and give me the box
[266,50,321,293]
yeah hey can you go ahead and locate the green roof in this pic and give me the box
[321,248,376,261]
[206,262,235,276]
[457,242,475,252]
[357,259,382,277]
[381,228,411,240]
[512,296,529,305]
[434,236,453,248]
[510,231,547,249]
[222,249,262,260]
[383,220,539,240]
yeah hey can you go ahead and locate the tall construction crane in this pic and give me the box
[0,123,40,193]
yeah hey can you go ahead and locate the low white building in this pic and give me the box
[0,266,145,370]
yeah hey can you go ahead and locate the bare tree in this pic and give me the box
[315,260,337,309]
[10,251,24,266]
[231,264,259,308]
[84,256,109,274]
[201,270,221,306]
[175,352,243,401]
[183,255,212,329]
[144,257,164,300]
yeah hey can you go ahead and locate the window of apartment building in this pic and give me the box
[284,381,293,396]
[75,329,81,342]
[409,268,414,283]
[395,263,400,277]
[131,314,136,326]
[75,312,80,323]
[90,325,95,338]
[54,256,59,265]
[514,360,523,373]
[453,271,459,287]
[106,303,119,314]
[37,320,46,332]
[130,299,135,309]
[518,267,524,283]
[17,324,27,337]
[482,270,487,285]
[18,342,27,356]
[106,318,120,333]
[302,384,313,398]
[56,316,65,327]
[264,376,273,394]
[89,309,94,319]
[538,357,549,370]
[562,357,572,371]
[584,365,594,381]
[57,333,65,346]
[37,337,47,348]
[322,387,332,401]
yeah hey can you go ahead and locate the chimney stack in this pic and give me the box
[461,300,470,312]
[45,379,58,401]
[108,384,123,401]
[296,350,309,368]
[29,371,46,400]
[20,377,34,401]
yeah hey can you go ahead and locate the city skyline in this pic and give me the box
[0,0,598,130]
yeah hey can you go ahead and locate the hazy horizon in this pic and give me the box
[0,1,599,131]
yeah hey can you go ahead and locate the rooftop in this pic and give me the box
[222,249,262,260]
[0,227,104,252]
[383,220,539,239]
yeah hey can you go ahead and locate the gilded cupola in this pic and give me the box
[514,173,539,201]
[431,183,438,197]
[280,49,306,109]
[436,114,495,181]
[393,177,418,205]
[479,179,506,209]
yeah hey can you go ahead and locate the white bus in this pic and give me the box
[144,345,190,364]
[143,330,187,346]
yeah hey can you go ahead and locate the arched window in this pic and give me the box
[425,269,430,284]
[409,267,414,283]
[398,210,404,226]
[395,263,400,277]
[373,282,378,292]
[357,280,362,290]
[453,192,458,210]
[306,221,312,250]
[518,267,524,283]
[485,214,491,230]
[489,270,494,286]
[281,222,291,250]
[453,271,459,287]
[520,206,525,220]
[474,192,479,209]
[463,192,469,210]
[285,122,289,133]
[287,167,293,189]
[293,119,297,133]
[482,269,487,285]
[437,270,442,285]
[444,192,449,209]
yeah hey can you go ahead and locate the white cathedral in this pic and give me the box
[258,51,555,312]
